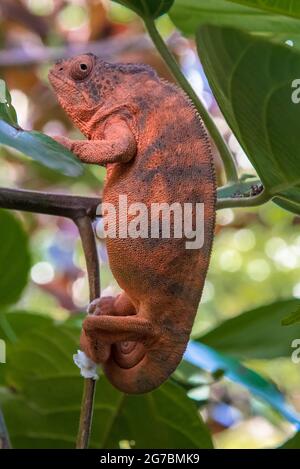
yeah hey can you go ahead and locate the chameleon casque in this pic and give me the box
[49,53,216,394]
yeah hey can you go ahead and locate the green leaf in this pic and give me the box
[0,311,52,342]
[104,380,213,448]
[282,307,300,326]
[228,0,300,19]
[0,312,52,384]
[169,0,300,35]
[0,79,83,177]
[185,342,300,425]
[273,191,300,215]
[112,0,174,18]
[0,80,18,126]
[0,211,31,308]
[0,321,213,448]
[197,26,300,212]
[0,120,83,177]
[280,431,300,448]
[199,299,300,359]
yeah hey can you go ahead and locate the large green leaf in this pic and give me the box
[273,191,300,215]
[0,311,52,342]
[282,307,300,326]
[112,0,174,18]
[0,120,83,178]
[199,299,300,359]
[185,342,300,425]
[228,0,300,19]
[169,0,300,35]
[0,311,52,386]
[104,380,213,448]
[0,320,213,448]
[0,211,31,308]
[197,26,300,212]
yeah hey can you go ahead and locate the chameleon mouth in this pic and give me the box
[48,70,76,91]
[48,71,68,93]
[48,70,62,84]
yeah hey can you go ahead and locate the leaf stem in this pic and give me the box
[143,17,239,184]
[217,188,271,210]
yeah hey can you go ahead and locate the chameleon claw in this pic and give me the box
[52,135,72,148]
[87,296,116,316]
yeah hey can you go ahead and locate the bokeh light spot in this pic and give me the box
[217,209,235,226]
[247,259,271,281]
[234,229,256,252]
[219,250,242,272]
[31,262,55,285]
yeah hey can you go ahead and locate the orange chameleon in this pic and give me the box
[49,53,216,394]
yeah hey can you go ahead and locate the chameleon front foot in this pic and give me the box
[52,135,73,150]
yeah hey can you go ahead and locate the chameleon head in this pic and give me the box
[48,53,159,135]
[49,54,94,92]
[81,313,191,394]
[48,53,103,126]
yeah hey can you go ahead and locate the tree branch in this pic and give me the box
[0,187,101,219]
[75,216,100,449]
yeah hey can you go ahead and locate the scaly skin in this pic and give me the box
[49,54,216,394]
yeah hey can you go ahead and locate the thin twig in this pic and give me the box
[75,215,100,449]
[0,408,11,449]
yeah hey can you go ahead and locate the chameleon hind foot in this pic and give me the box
[88,292,137,317]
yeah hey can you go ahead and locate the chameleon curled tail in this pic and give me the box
[80,295,190,394]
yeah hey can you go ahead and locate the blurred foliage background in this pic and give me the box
[0,0,300,450]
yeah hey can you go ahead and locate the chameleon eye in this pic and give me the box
[70,55,93,81]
